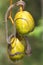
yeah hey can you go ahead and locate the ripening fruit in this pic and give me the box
[8,37,25,61]
[14,11,35,34]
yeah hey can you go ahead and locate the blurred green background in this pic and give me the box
[0,0,43,65]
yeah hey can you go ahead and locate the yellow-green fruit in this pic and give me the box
[9,37,25,61]
[14,11,35,34]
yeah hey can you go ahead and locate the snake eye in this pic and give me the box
[5,0,34,62]
[14,11,35,34]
